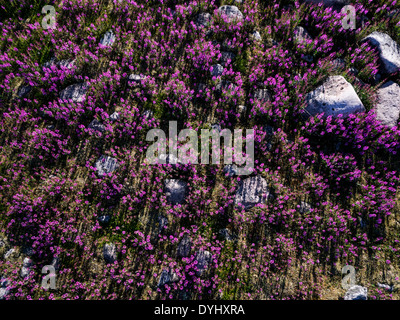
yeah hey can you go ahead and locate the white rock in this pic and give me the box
[165,179,187,204]
[217,5,243,22]
[103,243,117,263]
[210,64,224,78]
[374,81,400,127]
[305,75,365,118]
[110,112,120,122]
[196,12,211,27]
[344,285,367,300]
[235,175,272,210]
[88,119,105,132]
[293,26,313,44]
[95,155,118,177]
[362,32,400,75]
[176,235,192,258]
[99,30,116,47]
[195,250,212,276]
[59,83,88,103]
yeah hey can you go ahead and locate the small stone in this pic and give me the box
[4,248,15,260]
[142,109,154,120]
[17,85,32,98]
[165,179,187,204]
[210,64,224,78]
[103,243,117,263]
[293,26,313,44]
[59,83,88,103]
[196,12,211,28]
[215,80,237,94]
[332,58,346,71]
[219,228,235,241]
[377,283,393,292]
[158,215,168,233]
[99,30,116,47]
[157,269,179,287]
[217,5,243,23]
[195,250,212,276]
[110,112,120,122]
[344,285,367,300]
[235,175,272,210]
[128,74,145,86]
[223,164,237,177]
[220,51,236,66]
[297,201,312,214]
[20,258,33,278]
[177,235,192,258]
[88,119,105,132]
[251,31,262,41]
[95,155,119,177]
[253,89,271,104]
[98,215,111,225]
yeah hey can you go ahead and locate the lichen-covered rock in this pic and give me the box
[235,175,271,210]
[344,285,368,300]
[217,5,243,22]
[165,179,187,204]
[374,81,400,127]
[176,235,192,258]
[103,243,117,263]
[362,32,400,75]
[59,83,88,103]
[99,29,116,47]
[95,155,118,177]
[305,76,365,118]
